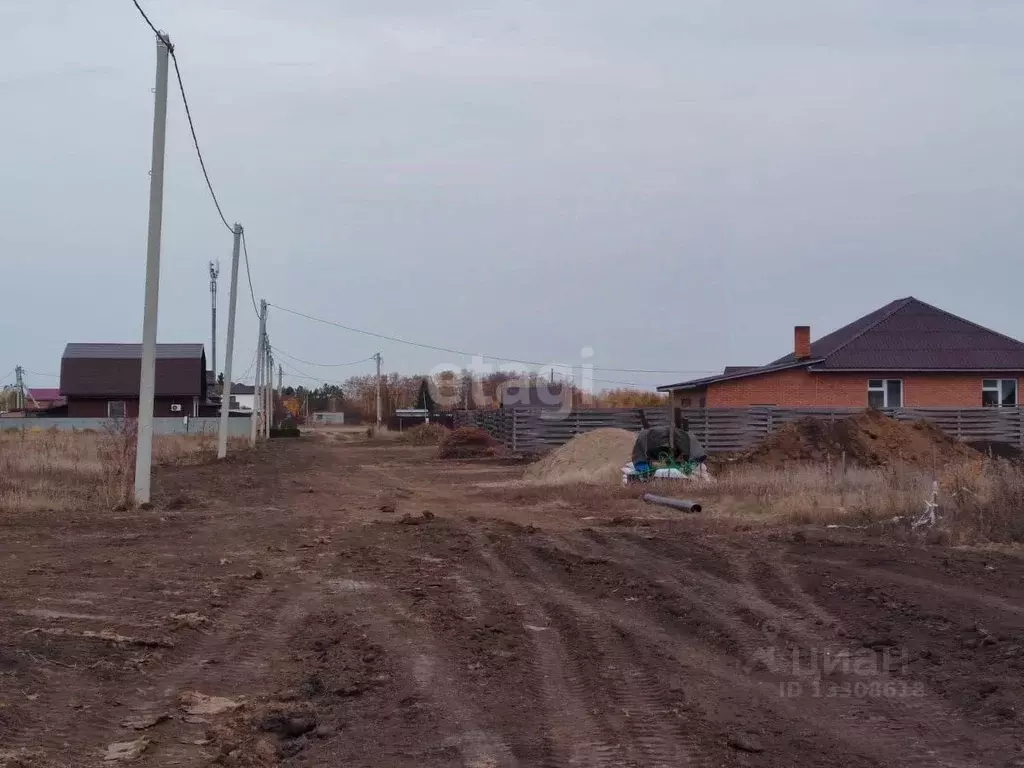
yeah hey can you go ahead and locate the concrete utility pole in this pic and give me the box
[14,366,24,411]
[209,260,220,378]
[264,345,273,437]
[278,363,282,393]
[250,301,267,447]
[134,32,171,506]
[217,224,242,459]
[374,352,383,428]
[14,366,23,411]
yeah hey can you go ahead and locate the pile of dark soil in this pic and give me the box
[745,410,976,468]
[401,423,450,446]
[437,427,501,460]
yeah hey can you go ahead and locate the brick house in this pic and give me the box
[59,343,208,418]
[658,297,1024,409]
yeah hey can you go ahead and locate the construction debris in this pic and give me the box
[641,494,703,513]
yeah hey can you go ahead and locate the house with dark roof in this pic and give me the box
[658,298,1024,409]
[229,383,256,411]
[59,343,208,418]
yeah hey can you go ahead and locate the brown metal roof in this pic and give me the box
[59,343,207,398]
[659,297,1024,391]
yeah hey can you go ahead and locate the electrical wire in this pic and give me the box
[236,347,259,382]
[268,303,717,379]
[241,230,260,318]
[271,346,375,369]
[0,369,14,384]
[276,360,351,388]
[130,0,233,233]
[24,370,59,379]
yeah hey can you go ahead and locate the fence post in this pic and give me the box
[512,409,518,453]
[840,450,847,510]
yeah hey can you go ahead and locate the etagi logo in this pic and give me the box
[425,348,596,419]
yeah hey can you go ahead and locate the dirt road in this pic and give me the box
[1,437,1023,767]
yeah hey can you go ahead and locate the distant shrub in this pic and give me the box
[402,423,450,446]
[270,425,301,438]
[437,427,500,460]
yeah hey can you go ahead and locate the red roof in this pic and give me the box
[27,388,62,401]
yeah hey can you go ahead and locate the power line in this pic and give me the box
[235,347,259,382]
[24,370,59,379]
[130,1,233,233]
[277,359,348,387]
[241,230,260,318]
[0,369,14,384]
[268,303,716,377]
[272,346,375,369]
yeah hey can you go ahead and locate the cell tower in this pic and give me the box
[209,260,220,381]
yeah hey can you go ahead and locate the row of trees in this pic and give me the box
[278,370,665,420]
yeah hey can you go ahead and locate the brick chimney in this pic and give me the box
[794,325,811,360]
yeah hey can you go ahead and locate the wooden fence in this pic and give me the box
[453,407,1024,454]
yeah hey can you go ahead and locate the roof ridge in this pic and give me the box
[819,296,914,363]
[909,297,1024,349]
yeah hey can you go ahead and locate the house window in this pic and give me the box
[107,400,127,419]
[867,379,903,409]
[982,379,1017,407]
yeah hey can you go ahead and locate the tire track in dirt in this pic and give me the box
[516,529,1005,768]
[324,565,523,768]
[798,555,1024,617]
[478,545,629,768]
[632,535,1015,767]
[489,536,717,768]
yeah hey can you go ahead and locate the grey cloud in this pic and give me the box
[3,1,1024,391]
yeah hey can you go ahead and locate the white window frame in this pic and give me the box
[867,379,903,408]
[982,379,1018,407]
[107,400,127,419]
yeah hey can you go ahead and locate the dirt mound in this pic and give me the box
[437,427,501,459]
[746,410,975,468]
[524,427,637,485]
[401,423,450,446]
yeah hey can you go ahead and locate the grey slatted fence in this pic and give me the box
[454,407,1024,454]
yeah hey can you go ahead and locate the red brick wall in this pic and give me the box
[694,370,1022,408]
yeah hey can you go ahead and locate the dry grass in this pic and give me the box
[0,424,247,513]
[703,462,934,526]
[484,456,1024,545]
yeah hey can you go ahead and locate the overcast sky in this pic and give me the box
[4,1,1024,391]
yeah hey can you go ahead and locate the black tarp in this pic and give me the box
[631,426,707,465]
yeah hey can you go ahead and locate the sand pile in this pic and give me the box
[524,428,637,485]
[745,410,976,468]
